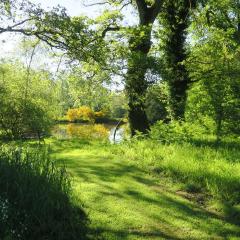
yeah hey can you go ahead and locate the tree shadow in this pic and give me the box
[49,138,92,153]
[124,188,240,238]
[90,227,184,240]
[53,139,240,239]
[189,138,240,151]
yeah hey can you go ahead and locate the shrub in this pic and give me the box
[0,146,88,240]
[150,120,203,143]
[0,62,59,140]
[0,98,52,140]
[66,108,79,122]
[66,106,95,123]
[94,111,105,119]
[77,106,95,122]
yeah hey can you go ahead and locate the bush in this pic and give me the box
[66,106,95,123]
[150,120,204,143]
[0,62,59,140]
[0,98,52,140]
[66,108,79,122]
[0,146,88,240]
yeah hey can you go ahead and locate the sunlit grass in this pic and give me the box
[49,138,240,240]
[113,139,240,205]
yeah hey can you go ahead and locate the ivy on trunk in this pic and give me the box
[160,0,196,120]
[126,0,162,136]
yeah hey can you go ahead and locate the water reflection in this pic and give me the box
[52,123,125,143]
[109,127,125,143]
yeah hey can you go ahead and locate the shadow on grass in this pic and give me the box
[0,146,89,240]
[49,138,92,152]
[53,139,240,239]
[189,138,240,151]
[90,227,184,240]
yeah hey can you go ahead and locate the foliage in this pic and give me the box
[77,106,95,122]
[145,82,169,124]
[150,120,204,143]
[66,104,125,123]
[109,92,128,119]
[65,65,112,111]
[186,6,240,140]
[0,97,51,139]
[0,62,59,139]
[66,106,95,123]
[57,66,128,120]
[0,145,88,240]
[66,109,79,122]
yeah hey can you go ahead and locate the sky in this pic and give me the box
[30,0,106,17]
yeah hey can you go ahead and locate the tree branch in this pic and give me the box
[150,0,162,22]
[135,0,163,24]
[120,0,133,10]
[83,1,110,7]
[101,25,120,38]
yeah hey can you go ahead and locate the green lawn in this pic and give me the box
[49,139,240,240]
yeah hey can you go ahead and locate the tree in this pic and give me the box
[125,0,163,135]
[66,64,112,112]
[0,61,59,139]
[158,0,197,120]
[186,6,240,140]
[83,0,164,134]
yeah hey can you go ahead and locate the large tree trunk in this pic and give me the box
[126,0,162,136]
[168,56,189,120]
[162,0,196,120]
[126,28,151,135]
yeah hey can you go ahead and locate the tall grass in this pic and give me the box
[114,139,240,206]
[0,145,88,240]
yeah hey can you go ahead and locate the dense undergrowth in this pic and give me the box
[0,145,88,240]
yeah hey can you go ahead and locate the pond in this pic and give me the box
[52,123,125,143]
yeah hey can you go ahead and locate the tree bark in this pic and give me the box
[126,0,162,136]
[162,0,196,120]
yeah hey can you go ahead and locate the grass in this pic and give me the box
[114,139,240,204]
[0,144,88,240]
[48,138,240,240]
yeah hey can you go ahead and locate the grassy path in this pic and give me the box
[51,139,240,240]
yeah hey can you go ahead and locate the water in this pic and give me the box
[109,126,125,143]
[52,123,125,143]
